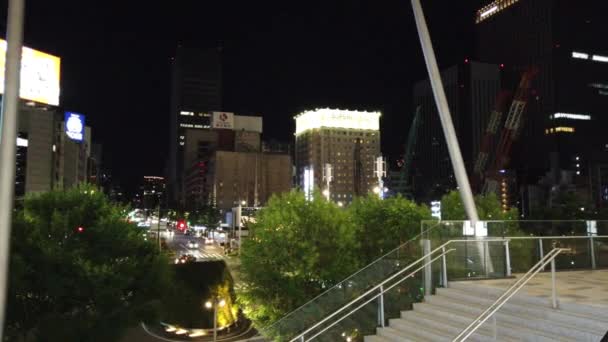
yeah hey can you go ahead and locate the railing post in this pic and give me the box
[378,285,385,327]
[504,240,511,277]
[551,258,558,309]
[492,314,497,340]
[423,239,432,296]
[538,238,544,262]
[300,336,305,342]
[589,237,596,270]
[441,246,448,288]
[484,240,490,277]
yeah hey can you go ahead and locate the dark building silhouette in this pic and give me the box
[168,46,223,207]
[475,0,608,209]
[412,61,501,203]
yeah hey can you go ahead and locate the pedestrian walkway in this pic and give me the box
[194,251,224,260]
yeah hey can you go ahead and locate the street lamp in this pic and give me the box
[205,297,226,342]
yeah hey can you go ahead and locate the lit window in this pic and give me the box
[572,52,589,60]
[592,55,608,63]
[551,113,591,120]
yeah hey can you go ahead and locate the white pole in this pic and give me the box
[0,0,25,339]
[410,0,479,224]
[213,300,218,342]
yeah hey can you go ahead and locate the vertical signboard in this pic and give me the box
[65,112,85,142]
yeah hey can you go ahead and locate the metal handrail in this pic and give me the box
[290,238,509,342]
[304,249,455,342]
[452,247,571,342]
[262,222,442,333]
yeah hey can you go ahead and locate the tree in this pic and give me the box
[188,206,221,228]
[238,190,359,327]
[349,195,431,264]
[6,185,171,341]
[440,191,519,221]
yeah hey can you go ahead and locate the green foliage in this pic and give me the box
[6,185,171,341]
[188,207,221,228]
[239,191,432,329]
[349,194,431,264]
[440,191,519,220]
[238,190,359,326]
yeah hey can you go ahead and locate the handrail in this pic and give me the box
[507,235,608,239]
[261,222,442,333]
[290,238,509,342]
[452,247,571,342]
[304,249,456,342]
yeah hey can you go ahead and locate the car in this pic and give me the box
[204,237,214,245]
[174,254,196,264]
[187,240,199,249]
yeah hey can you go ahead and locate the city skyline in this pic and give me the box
[3,0,483,192]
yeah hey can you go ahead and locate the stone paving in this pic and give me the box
[464,269,608,309]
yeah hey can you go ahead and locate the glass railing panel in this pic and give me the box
[261,229,428,340]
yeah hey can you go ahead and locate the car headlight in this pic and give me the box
[174,259,179,264]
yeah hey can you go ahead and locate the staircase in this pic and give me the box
[365,282,608,342]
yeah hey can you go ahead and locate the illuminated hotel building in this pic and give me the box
[475,0,608,209]
[295,109,381,204]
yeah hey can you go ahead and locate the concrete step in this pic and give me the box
[363,334,392,342]
[436,286,607,336]
[380,320,447,342]
[449,281,608,320]
[375,326,428,342]
[402,298,577,341]
[400,309,516,342]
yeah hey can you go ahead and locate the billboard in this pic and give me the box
[0,39,61,106]
[212,112,234,129]
[65,112,85,142]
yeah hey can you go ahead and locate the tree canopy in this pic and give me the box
[238,191,431,328]
[440,191,519,220]
[349,194,431,263]
[6,185,171,341]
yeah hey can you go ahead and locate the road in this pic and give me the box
[163,228,226,262]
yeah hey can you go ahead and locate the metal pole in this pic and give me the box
[492,315,497,340]
[157,205,161,253]
[378,285,385,327]
[410,0,479,224]
[589,237,596,270]
[423,239,432,296]
[238,202,242,256]
[538,238,544,261]
[441,246,448,288]
[505,240,511,277]
[0,0,25,339]
[213,299,218,342]
[551,258,557,309]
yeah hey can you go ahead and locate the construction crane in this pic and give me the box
[394,106,422,197]
[473,90,512,191]
[482,67,539,195]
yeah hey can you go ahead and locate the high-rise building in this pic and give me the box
[139,176,166,209]
[294,109,382,205]
[15,105,58,196]
[412,61,501,203]
[182,113,292,211]
[475,0,608,207]
[168,46,222,206]
[208,151,292,212]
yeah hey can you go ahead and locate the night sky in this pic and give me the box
[1,0,484,192]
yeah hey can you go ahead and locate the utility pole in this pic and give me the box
[0,0,25,339]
